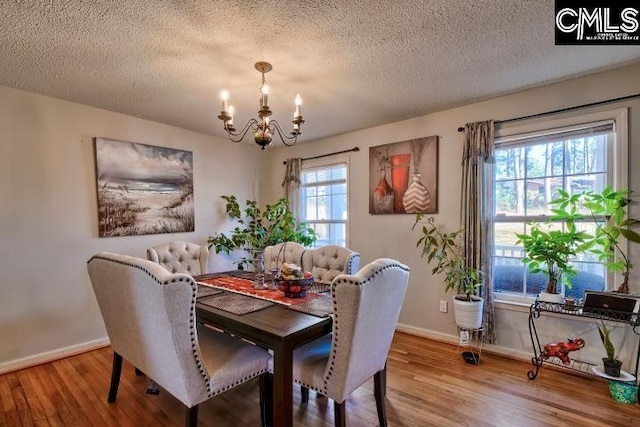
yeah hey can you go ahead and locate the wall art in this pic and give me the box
[94,137,194,237]
[369,136,438,214]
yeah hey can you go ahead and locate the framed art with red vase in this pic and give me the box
[369,136,438,214]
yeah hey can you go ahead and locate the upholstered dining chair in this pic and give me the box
[87,252,272,427]
[263,241,306,271]
[293,258,409,427]
[147,240,209,276]
[302,245,361,284]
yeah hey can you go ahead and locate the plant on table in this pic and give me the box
[207,195,316,270]
[516,191,590,300]
[597,320,623,377]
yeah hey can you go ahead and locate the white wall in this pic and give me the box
[2,63,639,375]
[0,86,261,372]
[261,63,640,368]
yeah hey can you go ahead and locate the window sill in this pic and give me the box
[495,298,532,313]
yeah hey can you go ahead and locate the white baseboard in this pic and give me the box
[396,323,531,363]
[0,337,110,375]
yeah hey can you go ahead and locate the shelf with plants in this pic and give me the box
[532,300,640,328]
[528,300,640,381]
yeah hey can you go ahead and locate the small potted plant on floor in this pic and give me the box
[516,191,590,303]
[208,195,317,271]
[597,320,623,377]
[413,214,483,329]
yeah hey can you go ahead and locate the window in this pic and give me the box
[492,110,627,302]
[300,162,348,247]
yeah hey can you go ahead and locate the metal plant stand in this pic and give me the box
[528,300,640,380]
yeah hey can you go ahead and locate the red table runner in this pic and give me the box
[198,275,320,306]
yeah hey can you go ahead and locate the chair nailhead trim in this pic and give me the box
[323,262,409,393]
[88,255,212,393]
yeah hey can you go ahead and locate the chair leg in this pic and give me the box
[260,373,273,427]
[186,405,198,427]
[135,367,144,376]
[374,368,388,427]
[301,385,309,404]
[108,352,123,403]
[334,400,346,427]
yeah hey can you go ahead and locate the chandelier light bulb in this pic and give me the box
[260,84,269,108]
[228,105,234,125]
[221,90,229,112]
[294,93,302,118]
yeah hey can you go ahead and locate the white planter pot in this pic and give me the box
[538,291,563,303]
[453,295,484,330]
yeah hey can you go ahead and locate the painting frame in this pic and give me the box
[93,137,194,237]
[369,136,438,215]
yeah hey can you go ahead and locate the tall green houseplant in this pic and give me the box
[413,214,484,330]
[208,195,317,270]
[571,187,640,293]
[413,214,481,299]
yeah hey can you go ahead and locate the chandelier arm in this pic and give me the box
[226,119,259,143]
[269,119,299,146]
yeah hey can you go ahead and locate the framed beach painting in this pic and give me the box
[369,136,438,214]
[93,137,194,237]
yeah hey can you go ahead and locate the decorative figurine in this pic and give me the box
[542,338,586,365]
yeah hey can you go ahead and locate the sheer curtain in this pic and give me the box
[461,120,496,343]
[282,158,302,219]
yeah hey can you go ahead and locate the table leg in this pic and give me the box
[272,344,293,427]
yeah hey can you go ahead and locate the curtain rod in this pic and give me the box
[456,93,640,132]
[282,146,360,164]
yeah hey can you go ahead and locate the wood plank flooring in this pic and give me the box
[1,332,638,426]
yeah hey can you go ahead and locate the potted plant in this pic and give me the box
[597,320,623,377]
[516,191,590,303]
[207,195,317,271]
[515,224,588,303]
[413,214,483,329]
[567,187,640,293]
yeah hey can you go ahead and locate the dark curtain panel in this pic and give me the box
[461,120,496,343]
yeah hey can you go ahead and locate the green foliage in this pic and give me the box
[516,190,590,294]
[517,186,640,294]
[559,187,640,284]
[413,214,481,299]
[597,320,617,361]
[207,195,317,270]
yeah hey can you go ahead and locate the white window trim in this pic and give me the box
[493,107,628,306]
[300,156,351,248]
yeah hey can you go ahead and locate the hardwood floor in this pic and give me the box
[1,332,638,426]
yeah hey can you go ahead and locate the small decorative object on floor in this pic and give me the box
[461,351,480,365]
[541,338,585,365]
[275,262,314,298]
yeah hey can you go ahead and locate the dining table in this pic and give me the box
[194,271,333,427]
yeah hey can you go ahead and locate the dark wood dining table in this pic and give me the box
[194,272,332,427]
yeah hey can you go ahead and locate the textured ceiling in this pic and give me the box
[1,1,640,145]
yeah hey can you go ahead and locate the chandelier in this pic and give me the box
[217,62,305,149]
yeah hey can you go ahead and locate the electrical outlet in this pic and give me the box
[459,330,470,346]
[439,300,448,313]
